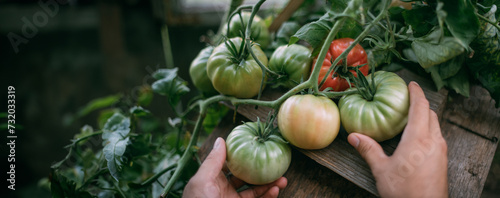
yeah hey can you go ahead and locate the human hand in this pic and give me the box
[183,137,288,198]
[347,81,448,198]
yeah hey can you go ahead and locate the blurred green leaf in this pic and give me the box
[289,12,333,49]
[50,171,93,198]
[438,54,465,79]
[129,106,152,117]
[439,0,480,48]
[203,104,229,134]
[152,68,190,107]
[467,5,500,107]
[402,4,436,37]
[411,30,465,68]
[137,86,154,107]
[275,22,301,46]
[77,94,121,118]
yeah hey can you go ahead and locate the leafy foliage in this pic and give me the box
[102,112,131,181]
[152,68,190,107]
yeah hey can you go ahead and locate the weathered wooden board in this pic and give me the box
[221,69,449,196]
[441,86,500,198]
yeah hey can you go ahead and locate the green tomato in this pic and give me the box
[226,122,292,185]
[189,46,218,95]
[207,37,268,98]
[278,94,340,150]
[339,71,410,142]
[224,11,270,49]
[268,44,312,88]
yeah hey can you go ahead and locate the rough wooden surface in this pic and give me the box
[198,69,500,197]
[441,86,500,198]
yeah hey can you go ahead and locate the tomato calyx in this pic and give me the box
[224,37,251,64]
[350,69,376,101]
[244,116,287,144]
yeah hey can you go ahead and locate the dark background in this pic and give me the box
[0,0,498,197]
[0,0,218,197]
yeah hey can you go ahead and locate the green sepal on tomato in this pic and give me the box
[339,71,409,142]
[189,46,218,96]
[313,38,369,91]
[278,94,340,150]
[223,11,270,49]
[207,37,268,98]
[226,121,291,185]
[268,44,312,89]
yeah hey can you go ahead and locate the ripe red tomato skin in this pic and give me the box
[313,38,369,91]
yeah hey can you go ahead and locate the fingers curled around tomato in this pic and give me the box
[278,94,340,150]
[312,38,369,91]
[226,121,291,185]
[339,71,410,142]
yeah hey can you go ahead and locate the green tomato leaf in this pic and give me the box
[467,5,500,107]
[129,106,151,117]
[402,4,436,37]
[411,30,465,68]
[102,112,131,181]
[275,21,301,46]
[445,67,470,97]
[202,104,229,134]
[426,59,470,97]
[438,0,480,48]
[289,12,333,48]
[438,54,465,79]
[76,94,121,118]
[426,66,446,91]
[50,171,93,198]
[330,0,350,13]
[152,68,190,107]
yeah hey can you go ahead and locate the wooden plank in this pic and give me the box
[198,111,375,198]
[268,0,305,32]
[224,69,449,196]
[441,86,500,198]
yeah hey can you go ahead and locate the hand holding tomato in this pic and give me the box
[313,38,369,91]
[347,82,448,198]
[183,138,288,198]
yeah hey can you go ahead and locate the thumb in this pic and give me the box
[197,137,226,177]
[348,133,388,169]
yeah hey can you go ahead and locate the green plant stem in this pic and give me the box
[77,168,109,191]
[140,164,177,187]
[477,13,500,31]
[217,0,245,39]
[52,131,104,169]
[316,0,391,94]
[113,179,126,198]
[161,107,206,197]
[226,5,254,38]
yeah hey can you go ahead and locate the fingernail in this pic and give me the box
[411,81,420,87]
[348,134,360,148]
[213,137,222,150]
